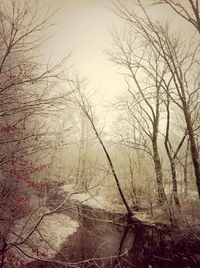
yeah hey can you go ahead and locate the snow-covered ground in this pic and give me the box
[62,184,123,211]
[62,184,153,223]
[8,207,79,264]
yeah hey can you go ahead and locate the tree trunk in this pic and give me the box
[152,138,168,205]
[164,94,180,208]
[183,165,188,198]
[183,139,189,198]
[170,160,180,208]
[184,106,200,199]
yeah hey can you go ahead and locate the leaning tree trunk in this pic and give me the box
[77,95,133,218]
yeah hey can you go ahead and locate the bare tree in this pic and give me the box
[0,0,73,265]
[108,30,169,206]
[152,0,200,33]
[112,0,200,200]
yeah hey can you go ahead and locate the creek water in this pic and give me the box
[26,201,200,268]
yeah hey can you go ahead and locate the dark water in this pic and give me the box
[26,202,200,268]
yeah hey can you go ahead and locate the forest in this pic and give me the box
[0,0,200,267]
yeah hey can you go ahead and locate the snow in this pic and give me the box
[62,184,123,212]
[9,207,79,263]
[62,184,154,223]
[61,183,75,193]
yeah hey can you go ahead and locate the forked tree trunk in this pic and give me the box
[164,95,180,208]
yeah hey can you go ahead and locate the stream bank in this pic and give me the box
[24,187,200,268]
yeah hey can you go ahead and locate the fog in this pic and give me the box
[0,0,200,267]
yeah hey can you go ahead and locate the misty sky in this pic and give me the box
[42,0,192,102]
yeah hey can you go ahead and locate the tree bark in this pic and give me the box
[183,106,200,198]
[152,135,168,205]
[170,160,180,208]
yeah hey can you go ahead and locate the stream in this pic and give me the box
[25,198,200,268]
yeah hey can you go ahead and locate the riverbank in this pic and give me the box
[61,184,154,223]
[4,207,79,267]
[3,183,200,268]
